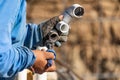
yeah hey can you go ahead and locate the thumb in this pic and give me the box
[59,15,64,21]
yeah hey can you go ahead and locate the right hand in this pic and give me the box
[31,50,56,74]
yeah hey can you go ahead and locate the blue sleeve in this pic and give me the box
[24,23,43,49]
[0,0,36,78]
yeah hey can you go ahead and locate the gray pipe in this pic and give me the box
[46,4,84,47]
[56,4,84,34]
[47,30,59,43]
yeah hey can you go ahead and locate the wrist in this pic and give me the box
[28,66,35,75]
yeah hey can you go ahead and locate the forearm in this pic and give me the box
[0,0,37,78]
[0,45,36,77]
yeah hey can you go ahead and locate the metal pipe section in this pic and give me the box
[47,30,59,43]
[56,4,84,33]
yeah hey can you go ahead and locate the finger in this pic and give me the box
[45,61,56,72]
[59,15,64,21]
[44,51,55,59]
[33,60,48,74]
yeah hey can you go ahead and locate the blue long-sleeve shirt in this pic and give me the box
[0,0,42,79]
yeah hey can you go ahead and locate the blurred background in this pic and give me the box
[26,0,120,80]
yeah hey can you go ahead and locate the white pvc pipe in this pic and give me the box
[56,21,69,33]
[34,73,47,80]
[18,69,27,80]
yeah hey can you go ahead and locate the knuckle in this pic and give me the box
[47,52,54,58]
[45,66,56,72]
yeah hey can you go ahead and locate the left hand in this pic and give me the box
[41,15,63,38]
[39,15,69,47]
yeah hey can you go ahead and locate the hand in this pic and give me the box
[41,15,63,38]
[39,15,69,47]
[30,50,56,74]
